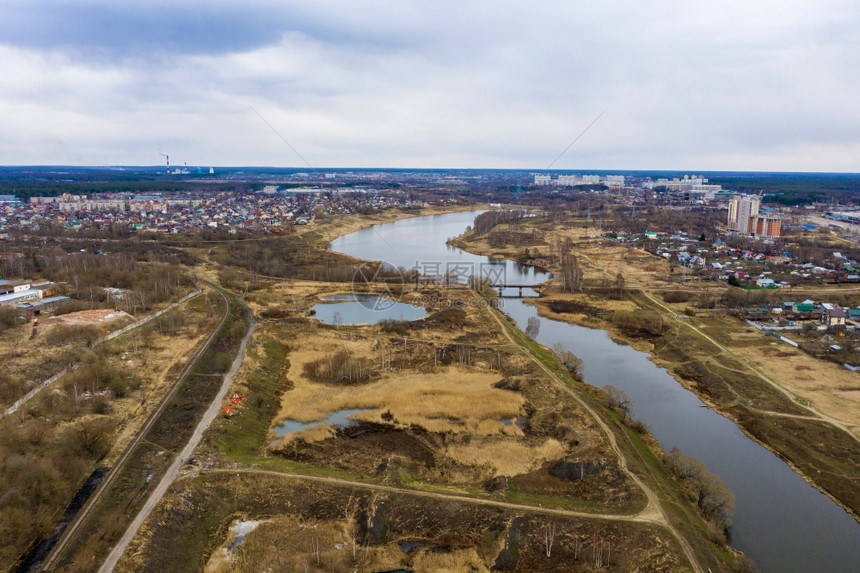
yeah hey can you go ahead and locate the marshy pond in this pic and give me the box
[311,294,426,325]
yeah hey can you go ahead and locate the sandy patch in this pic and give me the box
[50,309,135,326]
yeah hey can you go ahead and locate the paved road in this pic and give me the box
[98,305,256,572]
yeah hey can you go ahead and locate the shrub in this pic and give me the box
[552,343,583,378]
[624,417,650,434]
[0,307,20,331]
[43,324,101,347]
[379,319,410,336]
[664,446,735,529]
[662,291,693,304]
[303,351,375,384]
[603,385,632,418]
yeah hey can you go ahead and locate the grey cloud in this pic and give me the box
[0,1,858,170]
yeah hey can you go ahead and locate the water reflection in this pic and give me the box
[330,210,860,573]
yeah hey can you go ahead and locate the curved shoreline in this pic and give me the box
[523,295,860,523]
[447,222,860,523]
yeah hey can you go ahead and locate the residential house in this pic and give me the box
[822,308,847,327]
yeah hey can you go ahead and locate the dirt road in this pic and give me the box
[40,287,224,571]
[639,290,859,441]
[98,307,256,572]
[480,303,704,573]
[1,288,201,420]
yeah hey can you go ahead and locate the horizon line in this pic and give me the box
[1,165,859,176]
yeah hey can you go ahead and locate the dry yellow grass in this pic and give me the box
[224,516,361,572]
[725,333,860,429]
[279,423,337,446]
[412,547,489,573]
[272,361,524,441]
[102,293,221,464]
[444,438,566,477]
[466,215,860,432]
[206,513,492,573]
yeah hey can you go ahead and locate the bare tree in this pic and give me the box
[603,385,631,418]
[558,238,583,292]
[343,496,360,561]
[615,272,625,299]
[664,447,735,528]
[552,343,583,377]
[543,519,556,557]
[525,316,541,339]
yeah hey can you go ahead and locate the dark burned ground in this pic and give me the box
[259,289,642,511]
[271,422,639,510]
[511,457,633,507]
[123,472,692,572]
[275,423,450,480]
[118,283,738,572]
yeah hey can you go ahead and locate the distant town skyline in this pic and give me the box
[1,1,858,172]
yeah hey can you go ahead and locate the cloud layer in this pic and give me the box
[1,0,858,171]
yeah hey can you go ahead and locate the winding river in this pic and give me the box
[330,210,860,573]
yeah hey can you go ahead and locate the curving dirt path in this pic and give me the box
[204,467,663,524]
[480,303,704,573]
[639,290,859,441]
[564,242,857,442]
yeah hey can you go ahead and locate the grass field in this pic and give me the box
[122,472,699,573]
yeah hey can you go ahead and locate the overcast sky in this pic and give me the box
[1,0,858,171]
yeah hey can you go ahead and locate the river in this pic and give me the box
[330,209,860,573]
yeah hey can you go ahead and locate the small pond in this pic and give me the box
[229,520,262,551]
[272,408,374,439]
[312,294,426,325]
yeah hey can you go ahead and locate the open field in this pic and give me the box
[41,286,253,571]
[119,471,695,573]
[40,208,757,572]
[0,289,197,411]
[687,316,860,430]
[108,270,750,572]
[248,280,627,504]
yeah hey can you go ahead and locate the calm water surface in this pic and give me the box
[331,210,860,573]
[312,294,427,325]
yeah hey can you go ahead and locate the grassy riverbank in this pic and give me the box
[452,211,860,521]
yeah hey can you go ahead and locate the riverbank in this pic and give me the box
[451,222,860,522]
[112,209,752,572]
[309,202,489,244]
[526,291,860,520]
[119,275,737,572]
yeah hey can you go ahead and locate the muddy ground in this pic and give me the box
[122,472,692,573]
